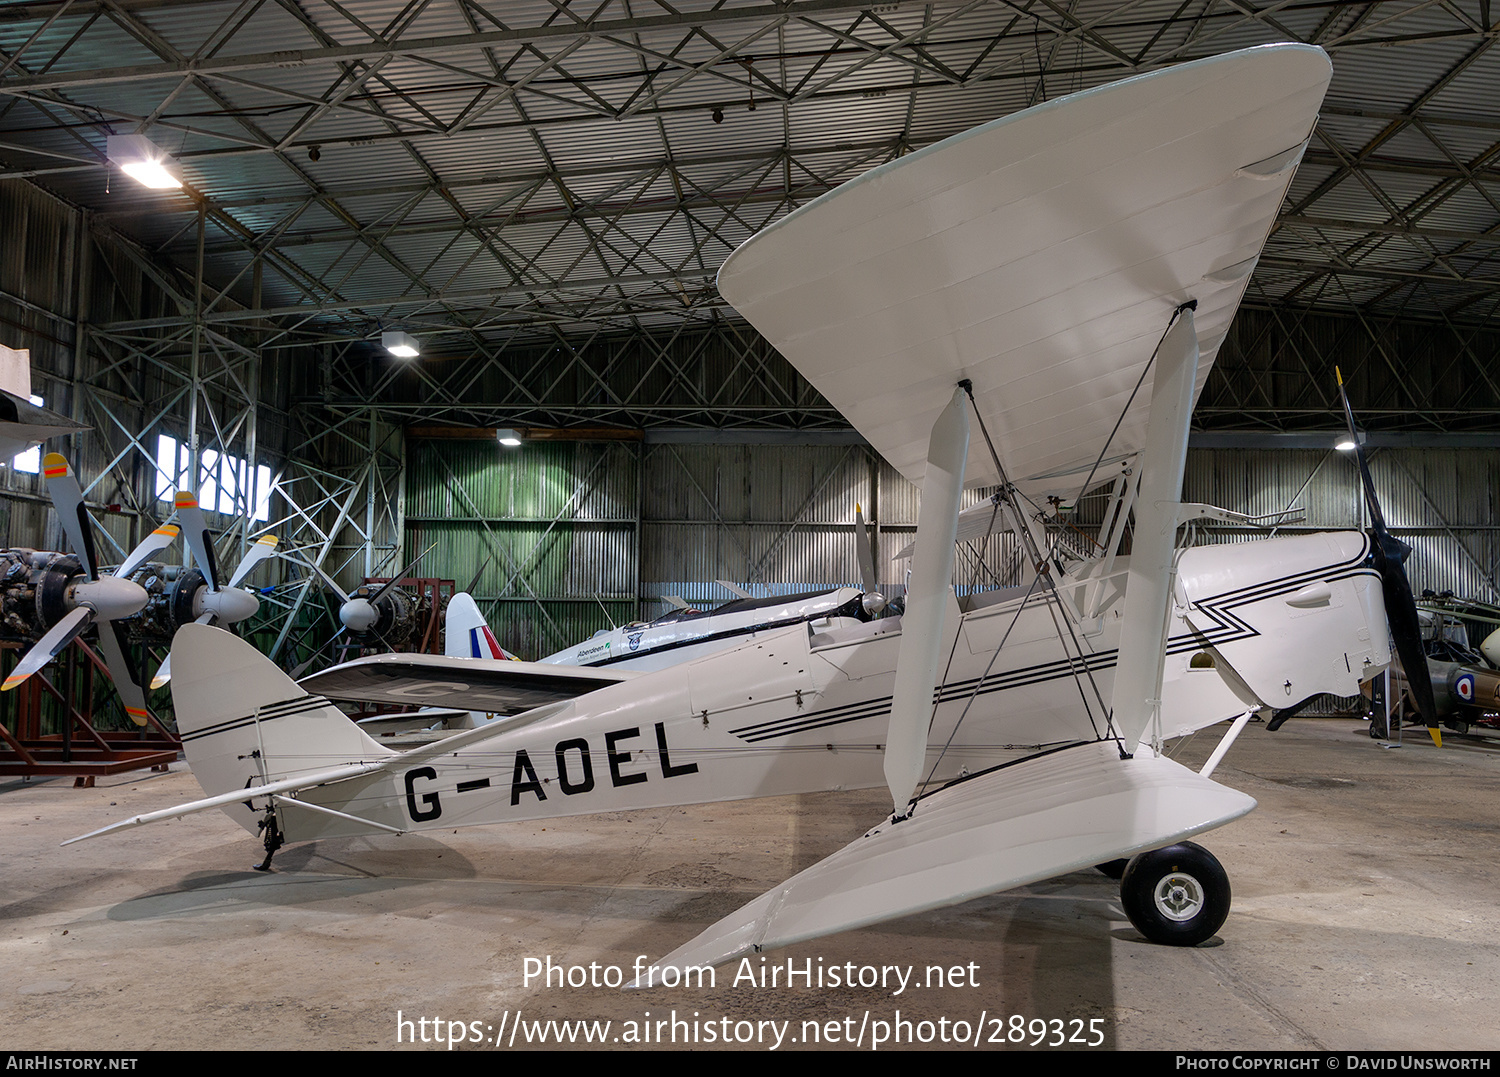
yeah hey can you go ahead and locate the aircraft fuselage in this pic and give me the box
[282,532,1390,842]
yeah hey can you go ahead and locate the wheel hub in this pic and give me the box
[1153,872,1205,922]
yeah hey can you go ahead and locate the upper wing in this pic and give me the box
[717,44,1331,496]
[298,652,637,712]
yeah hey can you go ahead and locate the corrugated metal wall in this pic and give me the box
[408,438,1500,664]
[0,182,296,571]
[407,438,921,658]
[1183,447,1500,600]
[406,438,641,657]
[1,182,90,552]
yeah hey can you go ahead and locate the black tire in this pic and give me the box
[1120,842,1231,946]
[1095,859,1129,879]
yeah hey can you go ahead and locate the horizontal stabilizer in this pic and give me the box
[62,701,571,846]
[68,626,580,845]
[300,652,636,713]
[638,740,1254,979]
[355,708,473,735]
[0,386,87,453]
[62,759,386,846]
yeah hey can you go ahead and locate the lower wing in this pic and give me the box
[637,739,1254,978]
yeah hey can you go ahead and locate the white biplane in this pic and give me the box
[71,43,1421,969]
[355,585,877,735]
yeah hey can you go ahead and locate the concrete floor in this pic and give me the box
[4,718,1499,1052]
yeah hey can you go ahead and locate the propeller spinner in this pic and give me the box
[291,542,437,668]
[150,492,278,688]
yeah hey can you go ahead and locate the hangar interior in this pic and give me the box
[1,0,1499,1053]
[2,0,1498,667]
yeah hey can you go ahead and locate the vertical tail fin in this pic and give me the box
[445,592,519,660]
[170,624,393,834]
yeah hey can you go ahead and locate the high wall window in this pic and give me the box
[154,434,272,522]
[11,395,44,473]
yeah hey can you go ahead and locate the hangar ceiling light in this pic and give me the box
[104,134,181,190]
[382,331,420,359]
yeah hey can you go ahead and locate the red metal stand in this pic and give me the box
[0,639,179,779]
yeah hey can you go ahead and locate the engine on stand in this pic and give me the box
[117,563,210,646]
[338,579,418,649]
[0,551,246,650]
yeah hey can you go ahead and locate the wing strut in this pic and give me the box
[884,385,968,817]
[1109,303,1201,751]
[958,387,1116,742]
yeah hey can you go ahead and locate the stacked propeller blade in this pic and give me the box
[151,493,278,688]
[1337,369,1442,747]
[2,453,177,725]
[172,492,221,592]
[854,503,887,616]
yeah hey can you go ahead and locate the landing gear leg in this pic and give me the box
[254,808,284,872]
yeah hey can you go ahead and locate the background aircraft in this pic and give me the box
[537,504,889,673]
[356,581,877,737]
[1355,602,1500,736]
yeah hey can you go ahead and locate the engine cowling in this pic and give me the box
[1175,531,1393,710]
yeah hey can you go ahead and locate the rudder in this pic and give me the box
[170,624,393,835]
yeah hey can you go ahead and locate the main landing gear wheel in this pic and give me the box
[1120,842,1230,946]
